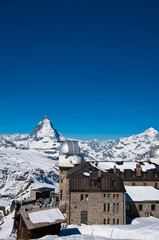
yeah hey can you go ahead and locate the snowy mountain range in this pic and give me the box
[0,116,159,200]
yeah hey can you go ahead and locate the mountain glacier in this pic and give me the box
[0,116,159,200]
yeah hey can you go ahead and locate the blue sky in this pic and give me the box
[0,0,159,140]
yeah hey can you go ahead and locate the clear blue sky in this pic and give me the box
[0,0,159,140]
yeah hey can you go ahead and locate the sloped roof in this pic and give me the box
[31,182,55,192]
[125,186,159,202]
[67,161,119,178]
[21,208,65,230]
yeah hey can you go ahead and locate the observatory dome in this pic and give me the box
[59,140,80,155]
[150,146,159,158]
[150,146,159,165]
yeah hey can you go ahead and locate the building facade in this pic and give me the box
[67,162,126,225]
[58,142,159,224]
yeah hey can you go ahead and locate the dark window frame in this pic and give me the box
[138,204,143,211]
[151,204,155,211]
[81,194,84,201]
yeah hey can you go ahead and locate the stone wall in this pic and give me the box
[126,201,159,218]
[59,169,69,204]
[69,191,126,225]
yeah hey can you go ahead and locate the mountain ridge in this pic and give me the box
[0,116,159,200]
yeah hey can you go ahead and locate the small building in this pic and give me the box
[125,186,159,219]
[30,183,55,201]
[67,161,126,225]
[17,208,65,240]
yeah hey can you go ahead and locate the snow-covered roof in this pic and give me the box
[125,186,159,202]
[21,208,65,230]
[31,182,55,191]
[29,208,65,224]
[97,161,156,172]
[90,162,107,172]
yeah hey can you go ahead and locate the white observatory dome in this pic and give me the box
[150,145,159,165]
[58,140,83,168]
[59,140,80,155]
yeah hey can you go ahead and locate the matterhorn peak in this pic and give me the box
[43,115,49,121]
[41,115,53,127]
[29,116,65,142]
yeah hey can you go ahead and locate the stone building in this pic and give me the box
[107,146,159,189]
[67,161,126,225]
[58,141,159,224]
[125,186,159,219]
[58,140,126,225]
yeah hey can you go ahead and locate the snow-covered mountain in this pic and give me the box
[79,127,159,162]
[0,115,66,150]
[0,116,65,199]
[0,116,159,200]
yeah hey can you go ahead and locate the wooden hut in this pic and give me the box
[17,208,65,239]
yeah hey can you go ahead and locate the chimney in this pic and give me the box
[113,165,117,174]
[136,163,142,177]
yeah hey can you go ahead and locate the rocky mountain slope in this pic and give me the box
[0,116,159,200]
[79,127,159,162]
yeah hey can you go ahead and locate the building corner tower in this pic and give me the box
[58,140,83,208]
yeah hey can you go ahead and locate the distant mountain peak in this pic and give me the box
[29,116,65,142]
[140,127,158,136]
[43,115,49,120]
[144,127,158,133]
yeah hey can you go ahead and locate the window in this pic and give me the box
[60,190,63,200]
[116,203,119,212]
[117,194,119,198]
[91,180,97,188]
[113,203,115,212]
[107,203,110,212]
[112,180,116,187]
[117,219,119,224]
[151,204,155,211]
[113,219,115,225]
[113,194,115,198]
[85,194,88,201]
[61,178,63,183]
[91,180,101,188]
[104,194,106,198]
[81,194,84,201]
[107,194,110,198]
[104,218,106,225]
[138,204,143,211]
[155,183,158,188]
[126,204,130,210]
[107,218,110,224]
[104,203,106,212]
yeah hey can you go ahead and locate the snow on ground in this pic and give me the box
[39,235,106,240]
[1,214,159,240]
[0,199,12,207]
[70,217,159,240]
[0,211,14,240]
[0,147,57,171]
